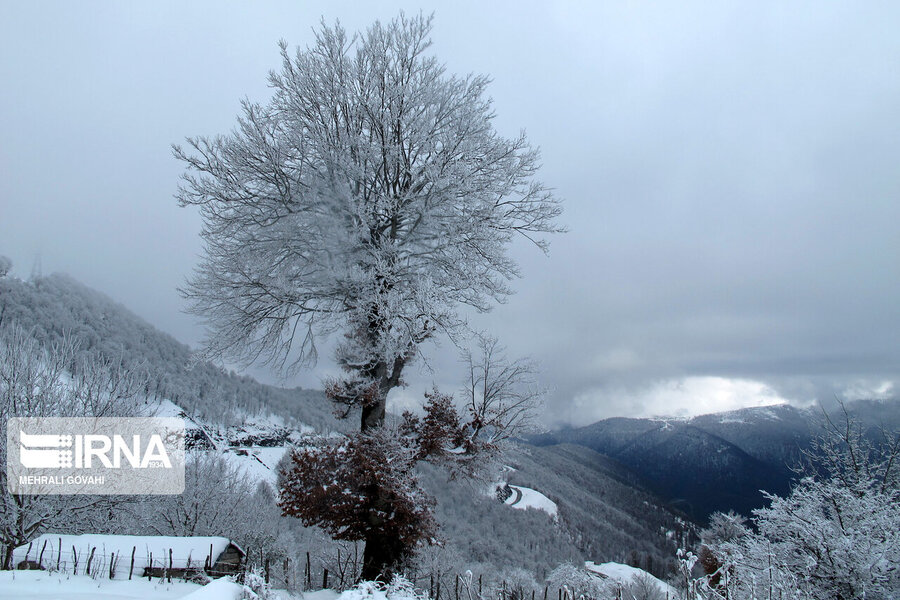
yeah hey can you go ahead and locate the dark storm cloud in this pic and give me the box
[2,1,898,425]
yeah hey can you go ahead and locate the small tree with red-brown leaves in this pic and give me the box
[279,337,541,581]
[279,429,437,578]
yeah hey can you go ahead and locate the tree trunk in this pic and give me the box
[360,354,404,432]
[360,528,406,582]
[355,352,410,579]
[360,395,386,432]
[2,543,13,570]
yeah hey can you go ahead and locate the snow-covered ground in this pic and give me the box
[222,445,290,484]
[584,561,677,597]
[0,571,203,600]
[0,571,325,600]
[504,485,558,519]
[155,399,294,485]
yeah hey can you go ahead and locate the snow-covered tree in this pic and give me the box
[136,452,289,560]
[623,572,667,600]
[546,563,613,600]
[175,13,561,579]
[495,567,538,600]
[696,406,900,600]
[0,325,146,568]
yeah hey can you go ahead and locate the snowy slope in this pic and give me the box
[222,446,290,485]
[504,485,558,519]
[154,399,296,485]
[584,561,677,597]
[0,571,309,600]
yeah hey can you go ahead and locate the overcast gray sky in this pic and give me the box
[2,1,898,426]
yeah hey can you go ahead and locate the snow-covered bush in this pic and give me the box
[622,572,667,600]
[494,567,538,600]
[240,570,273,600]
[339,576,429,600]
[722,476,900,599]
[696,511,746,591]
[694,406,900,599]
[546,563,611,600]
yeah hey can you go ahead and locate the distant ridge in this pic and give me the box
[529,401,898,522]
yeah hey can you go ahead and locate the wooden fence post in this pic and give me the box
[323,567,329,589]
[72,546,78,574]
[129,546,135,580]
[168,548,173,583]
[148,552,153,581]
[337,548,342,587]
[265,557,270,584]
[455,575,459,600]
[284,557,290,589]
[57,538,62,571]
[38,540,47,568]
[306,552,311,588]
[86,547,96,577]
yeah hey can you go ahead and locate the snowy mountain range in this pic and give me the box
[529,400,900,522]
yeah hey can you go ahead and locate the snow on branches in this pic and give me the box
[694,403,900,600]
[173,13,562,380]
[176,12,560,579]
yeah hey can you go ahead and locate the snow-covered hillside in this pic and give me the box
[156,399,297,485]
[503,485,558,519]
[585,561,677,597]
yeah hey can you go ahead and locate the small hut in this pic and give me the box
[12,534,245,580]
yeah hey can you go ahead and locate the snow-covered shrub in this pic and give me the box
[494,567,538,600]
[546,563,611,600]
[240,570,272,600]
[694,406,900,600]
[622,572,666,600]
[339,575,428,600]
[696,511,746,592]
[721,477,900,599]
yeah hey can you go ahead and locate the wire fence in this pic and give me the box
[9,541,676,600]
[11,538,238,582]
